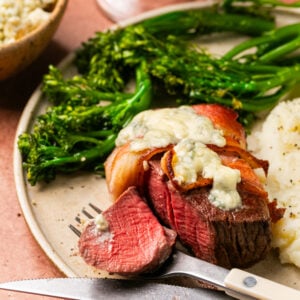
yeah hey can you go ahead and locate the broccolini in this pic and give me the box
[18,0,300,185]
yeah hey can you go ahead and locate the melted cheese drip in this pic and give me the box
[95,213,109,231]
[174,139,241,210]
[116,106,226,150]
[116,106,241,210]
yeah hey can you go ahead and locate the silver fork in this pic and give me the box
[69,203,300,300]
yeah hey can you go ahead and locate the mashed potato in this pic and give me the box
[0,0,56,45]
[247,98,300,267]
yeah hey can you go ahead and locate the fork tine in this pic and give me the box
[70,204,102,237]
[89,202,102,214]
[69,224,81,237]
[75,216,81,223]
[82,208,94,219]
[69,203,102,237]
[81,203,102,219]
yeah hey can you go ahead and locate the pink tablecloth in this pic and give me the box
[0,1,112,299]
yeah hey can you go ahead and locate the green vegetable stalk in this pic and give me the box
[18,0,300,185]
[223,23,300,64]
[18,61,152,185]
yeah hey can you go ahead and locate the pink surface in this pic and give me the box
[0,1,112,299]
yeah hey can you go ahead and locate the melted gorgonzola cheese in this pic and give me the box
[173,138,241,210]
[116,106,226,150]
[116,106,241,210]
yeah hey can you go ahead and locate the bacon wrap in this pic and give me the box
[161,145,268,198]
[221,156,268,199]
[158,105,269,198]
[268,200,285,223]
[105,104,271,207]
[105,143,172,200]
[160,149,213,191]
[207,144,269,175]
[192,104,246,149]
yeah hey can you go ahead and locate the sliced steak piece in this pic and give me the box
[145,160,272,269]
[78,186,177,275]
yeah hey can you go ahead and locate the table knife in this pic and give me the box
[1,265,300,300]
[0,277,232,299]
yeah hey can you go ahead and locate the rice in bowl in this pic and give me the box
[247,98,300,267]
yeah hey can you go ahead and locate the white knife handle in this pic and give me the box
[224,268,300,300]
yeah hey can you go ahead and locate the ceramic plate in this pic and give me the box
[13,1,300,296]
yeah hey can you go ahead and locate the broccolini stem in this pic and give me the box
[106,60,152,128]
[42,134,117,169]
[83,130,115,138]
[254,64,300,93]
[128,60,152,114]
[258,36,300,64]
[141,9,275,37]
[223,23,300,63]
[248,0,300,7]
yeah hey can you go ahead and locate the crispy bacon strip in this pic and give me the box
[221,156,268,198]
[268,200,285,223]
[208,144,269,175]
[192,104,246,149]
[161,149,213,192]
[105,104,268,202]
[161,146,268,198]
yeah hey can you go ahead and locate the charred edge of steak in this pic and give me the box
[213,219,272,269]
[144,160,273,269]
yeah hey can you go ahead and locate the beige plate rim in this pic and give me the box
[13,0,220,278]
[13,0,300,290]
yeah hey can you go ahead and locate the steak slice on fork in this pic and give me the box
[78,186,177,275]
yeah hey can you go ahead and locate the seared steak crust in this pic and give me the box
[145,160,271,269]
[79,104,282,274]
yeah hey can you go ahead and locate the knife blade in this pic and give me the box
[0,277,232,299]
